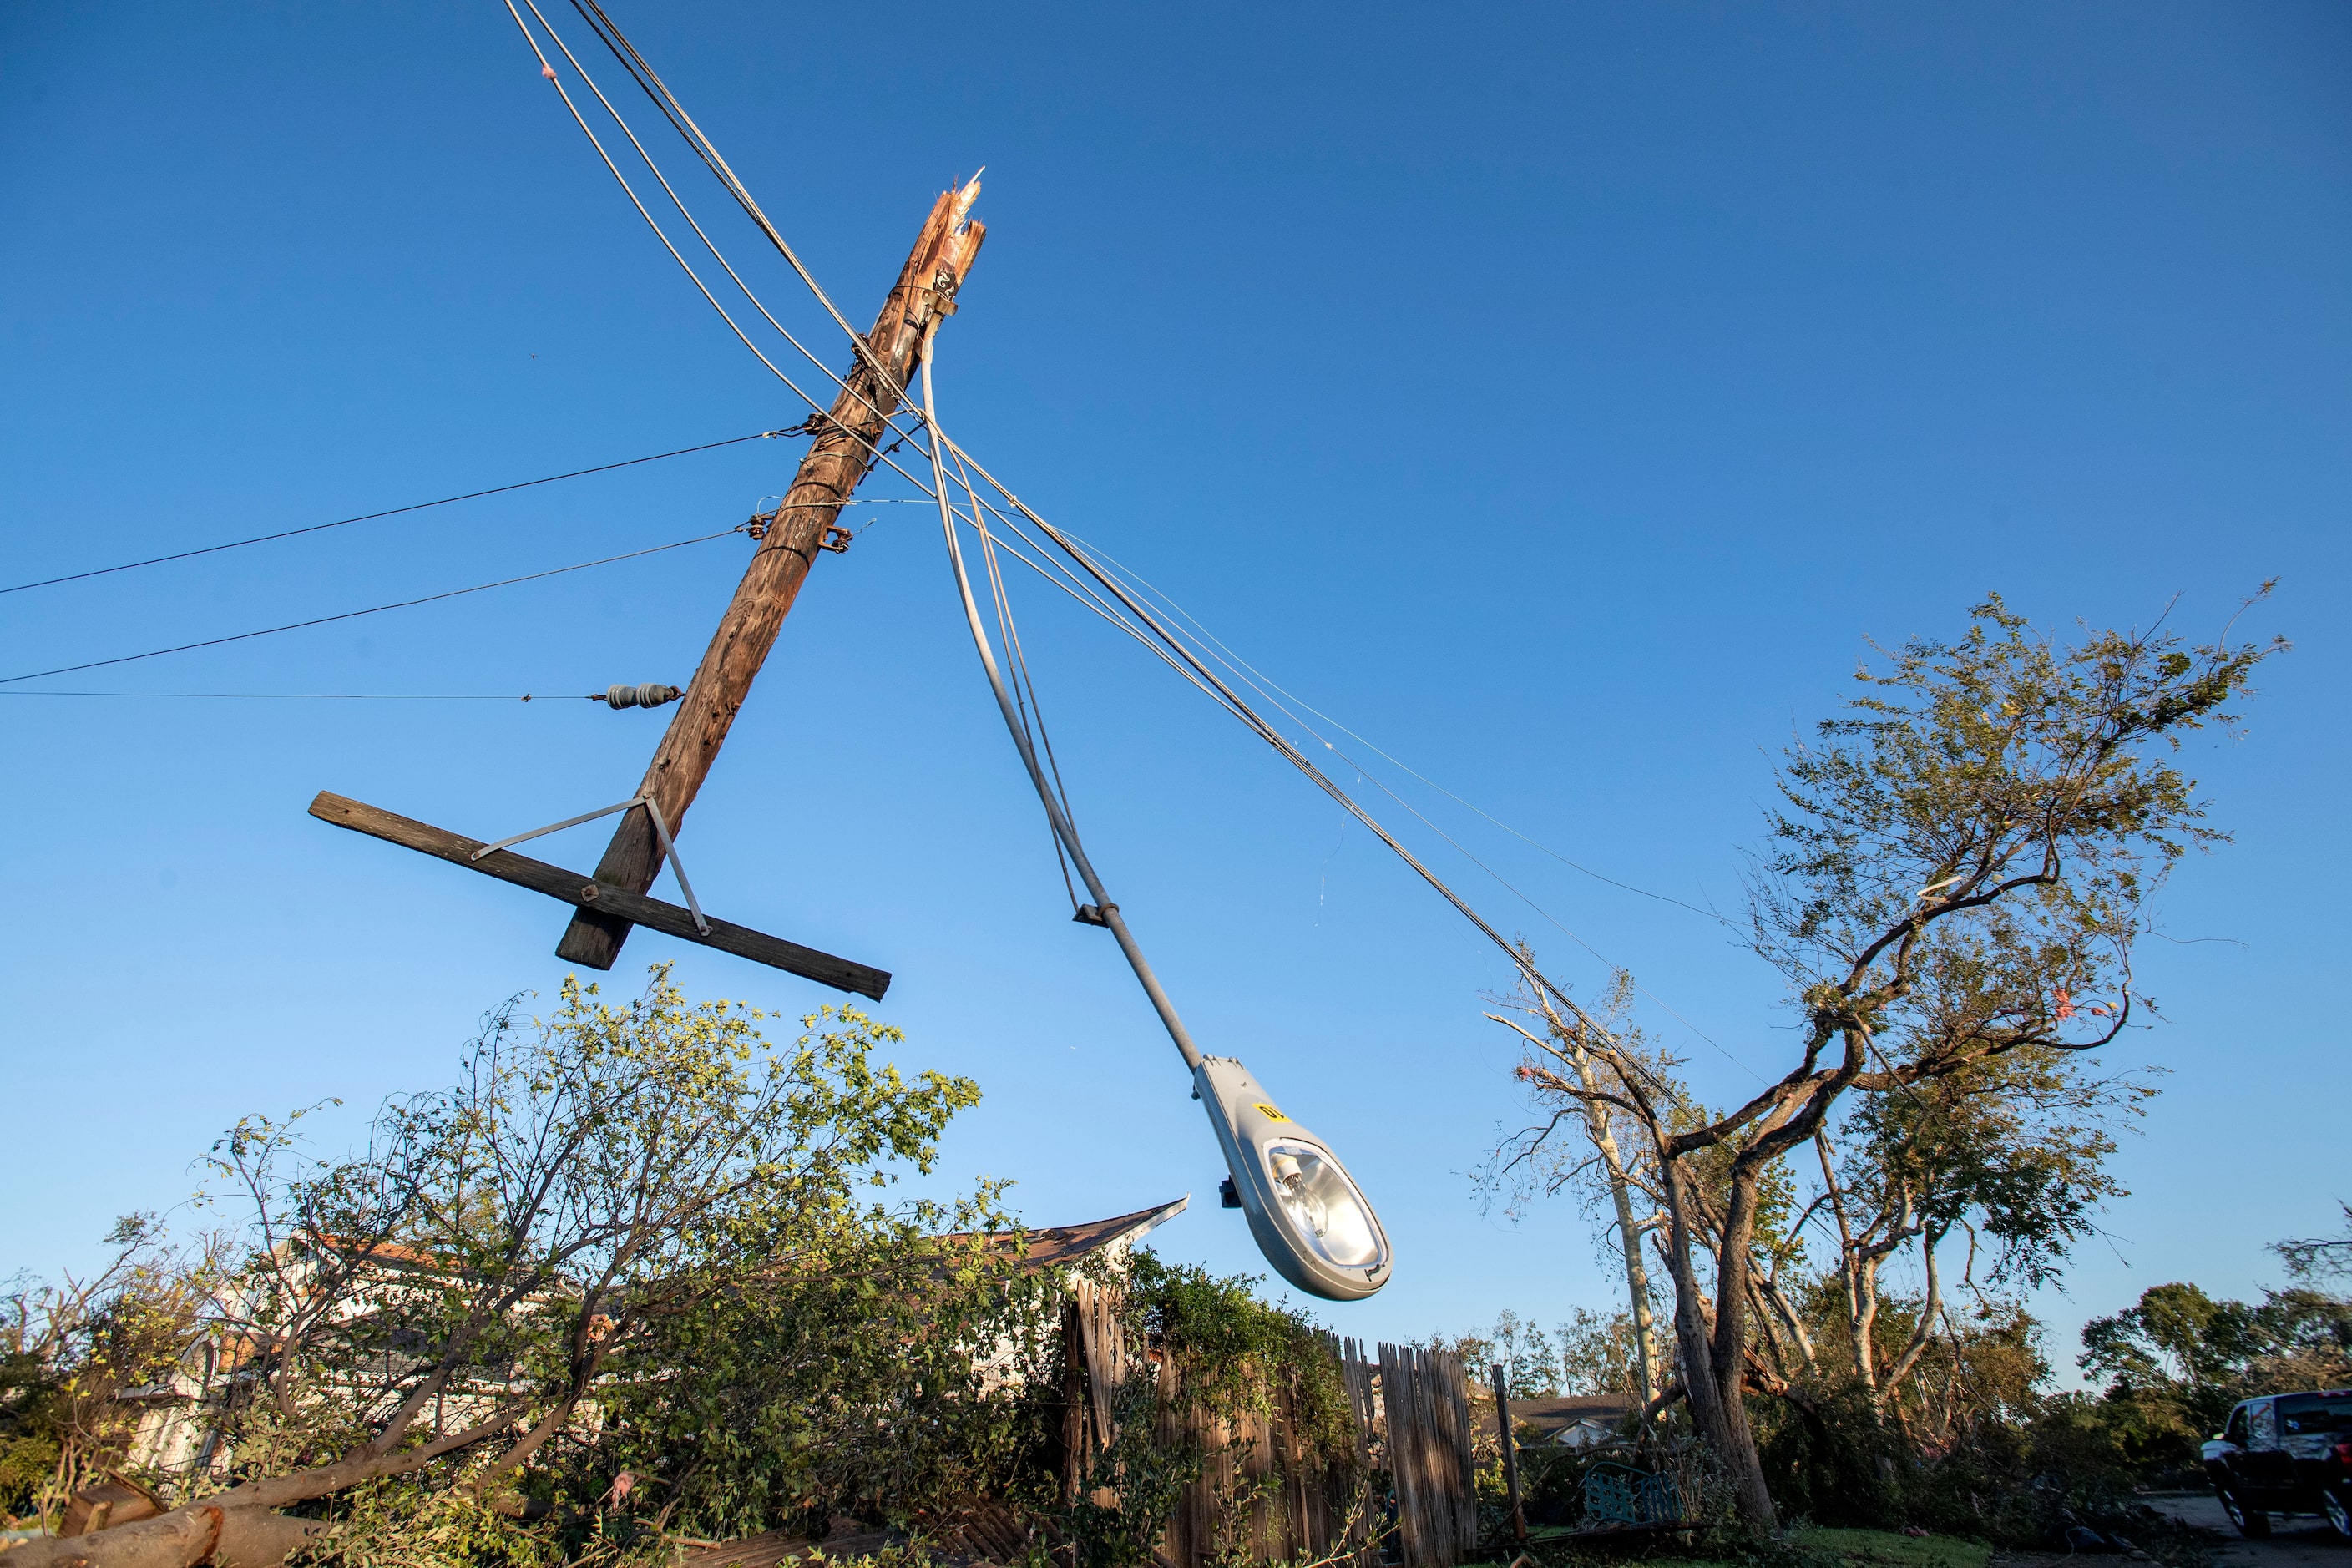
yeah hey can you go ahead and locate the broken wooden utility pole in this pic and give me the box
[315,180,980,994]
[556,177,984,970]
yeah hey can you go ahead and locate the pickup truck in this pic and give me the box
[2202,1389,2352,1540]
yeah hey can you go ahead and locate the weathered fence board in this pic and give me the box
[1050,1307,1474,1568]
[1369,1342,1477,1568]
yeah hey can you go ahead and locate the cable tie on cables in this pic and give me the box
[541,63,559,81]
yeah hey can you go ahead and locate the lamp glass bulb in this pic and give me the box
[1263,1139,1381,1268]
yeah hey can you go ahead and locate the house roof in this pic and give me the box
[972,1198,1189,1269]
[1479,1393,1633,1442]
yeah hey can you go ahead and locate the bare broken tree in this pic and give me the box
[1484,591,2279,1527]
[1482,966,1668,1419]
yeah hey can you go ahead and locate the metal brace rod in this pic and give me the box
[638,797,709,937]
[472,798,640,861]
[472,795,709,937]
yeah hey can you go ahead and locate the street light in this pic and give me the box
[1196,1056,1393,1301]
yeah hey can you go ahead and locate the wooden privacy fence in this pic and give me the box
[1355,1339,1479,1568]
[1154,1357,1371,1568]
[1053,1294,1482,1568]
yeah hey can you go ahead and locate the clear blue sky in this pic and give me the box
[3,3,2344,1374]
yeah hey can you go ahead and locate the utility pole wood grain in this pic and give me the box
[556,180,984,969]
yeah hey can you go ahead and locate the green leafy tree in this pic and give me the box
[1425,1310,1564,1399]
[14,968,1013,1568]
[1552,1306,1648,1401]
[586,1178,1056,1540]
[0,1216,230,1530]
[2081,1278,2352,1464]
[1480,593,2279,1526]
[1797,1046,2149,1422]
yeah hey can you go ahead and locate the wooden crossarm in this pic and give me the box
[308,792,888,999]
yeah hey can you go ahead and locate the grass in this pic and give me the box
[1576,1525,1995,1568]
[1790,1527,1992,1568]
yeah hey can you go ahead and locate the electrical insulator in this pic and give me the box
[601,683,682,711]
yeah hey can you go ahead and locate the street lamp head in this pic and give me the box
[1194,1055,1392,1302]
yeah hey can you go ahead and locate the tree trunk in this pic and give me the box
[1557,1029,1662,1408]
[11,1505,323,1568]
[1658,1160,1775,1527]
[210,1510,323,1568]
[1878,1225,1947,1414]
[1610,1173,1663,1412]
[1853,1253,1884,1394]
[7,1507,220,1568]
[557,180,985,968]
[1816,1130,1879,1395]
[1678,1158,1777,1528]
[1711,1165,1777,1526]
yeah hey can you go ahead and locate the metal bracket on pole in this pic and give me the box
[472,795,708,936]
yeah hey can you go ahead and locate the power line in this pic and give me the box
[935,432,1754,1073]
[0,691,602,701]
[508,0,969,521]
[511,2,1748,1075]
[933,489,1758,1075]
[500,4,888,470]
[968,526,1754,1071]
[1049,532,1731,925]
[1,429,790,596]
[562,0,897,400]
[0,529,742,685]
